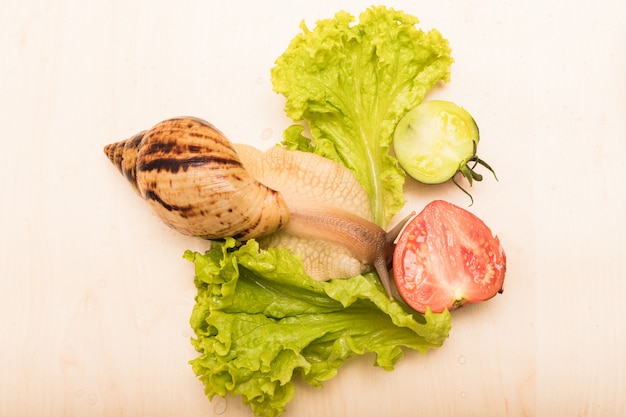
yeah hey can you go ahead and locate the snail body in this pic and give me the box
[105,117,408,298]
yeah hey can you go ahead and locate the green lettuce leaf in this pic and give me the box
[272,6,453,227]
[186,238,451,417]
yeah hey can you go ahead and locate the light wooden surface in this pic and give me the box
[1,1,625,416]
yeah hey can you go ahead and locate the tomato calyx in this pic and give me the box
[455,150,498,205]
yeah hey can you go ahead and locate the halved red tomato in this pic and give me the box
[392,200,506,313]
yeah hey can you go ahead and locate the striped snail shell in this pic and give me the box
[103,117,290,240]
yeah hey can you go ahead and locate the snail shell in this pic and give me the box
[104,117,290,240]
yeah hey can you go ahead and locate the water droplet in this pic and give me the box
[87,393,98,406]
[260,127,273,140]
[457,355,467,365]
[256,77,264,85]
[99,279,108,288]
[213,396,227,415]
[75,389,84,398]
[460,391,467,398]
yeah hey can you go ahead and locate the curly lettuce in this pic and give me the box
[187,7,455,417]
[186,239,451,417]
[271,6,453,227]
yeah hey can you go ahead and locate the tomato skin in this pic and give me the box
[392,200,506,313]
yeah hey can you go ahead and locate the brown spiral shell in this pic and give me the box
[104,117,290,240]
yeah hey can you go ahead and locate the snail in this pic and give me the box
[104,117,411,298]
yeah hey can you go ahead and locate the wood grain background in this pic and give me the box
[1,1,624,416]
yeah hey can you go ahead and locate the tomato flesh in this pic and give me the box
[393,100,479,184]
[392,200,506,313]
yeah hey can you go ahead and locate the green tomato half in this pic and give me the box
[393,100,480,184]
